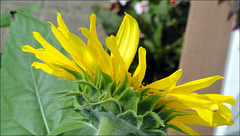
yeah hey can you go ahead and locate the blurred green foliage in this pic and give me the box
[92,0,190,84]
[0,2,41,28]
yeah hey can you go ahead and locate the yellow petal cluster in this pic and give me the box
[22,12,145,87]
[21,13,235,135]
[142,69,236,135]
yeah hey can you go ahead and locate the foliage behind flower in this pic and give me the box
[21,13,235,135]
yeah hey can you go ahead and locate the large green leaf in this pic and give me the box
[0,2,41,28]
[1,12,76,135]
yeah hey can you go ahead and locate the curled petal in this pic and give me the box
[32,62,75,80]
[116,13,139,70]
[171,75,223,94]
[132,47,147,89]
[143,69,182,92]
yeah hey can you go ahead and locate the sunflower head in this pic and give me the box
[21,13,235,136]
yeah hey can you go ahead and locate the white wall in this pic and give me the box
[214,28,239,135]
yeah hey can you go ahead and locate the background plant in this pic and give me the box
[92,0,190,83]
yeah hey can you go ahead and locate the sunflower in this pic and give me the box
[21,12,235,135]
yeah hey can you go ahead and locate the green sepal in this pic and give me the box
[117,110,143,128]
[44,90,71,95]
[142,129,167,136]
[140,88,150,98]
[94,112,145,135]
[113,75,128,99]
[118,88,140,112]
[137,95,161,115]
[140,111,164,130]
[164,124,190,136]
[98,92,107,101]
[109,79,117,96]
[54,104,75,111]
[48,119,96,135]
[157,109,186,123]
[62,67,83,80]
[52,92,80,99]
[93,68,100,87]
[94,99,122,115]
[56,98,75,101]
[75,93,86,106]
[154,100,176,111]
[166,113,188,123]
[98,70,113,94]
[75,80,100,102]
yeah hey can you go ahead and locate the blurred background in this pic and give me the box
[1,0,239,135]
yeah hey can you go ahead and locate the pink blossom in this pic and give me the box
[134,1,149,15]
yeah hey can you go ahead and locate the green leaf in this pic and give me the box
[118,88,141,112]
[1,12,76,135]
[137,95,161,115]
[140,111,164,130]
[0,2,41,27]
[155,1,168,20]
[117,110,143,128]
[153,23,163,47]
[48,119,96,135]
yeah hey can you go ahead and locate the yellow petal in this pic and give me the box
[32,32,75,67]
[89,14,97,37]
[168,120,200,136]
[199,94,236,106]
[173,108,234,127]
[157,97,190,109]
[86,14,99,60]
[48,21,95,75]
[116,13,139,70]
[80,27,112,76]
[171,75,223,94]
[21,45,55,67]
[132,47,147,89]
[67,32,97,74]
[168,93,219,124]
[143,69,182,92]
[32,62,75,80]
[21,40,81,75]
[78,14,112,76]
[194,106,214,125]
[111,57,120,80]
[56,12,70,38]
[106,35,127,71]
